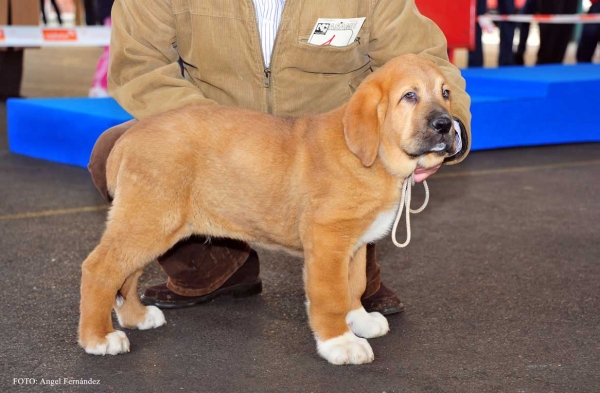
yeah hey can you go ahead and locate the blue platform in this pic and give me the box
[462,64,600,150]
[7,64,600,168]
[7,98,133,168]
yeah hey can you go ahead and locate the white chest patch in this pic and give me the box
[358,202,400,246]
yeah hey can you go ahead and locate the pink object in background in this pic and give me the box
[54,0,75,13]
[89,18,111,98]
[487,0,527,9]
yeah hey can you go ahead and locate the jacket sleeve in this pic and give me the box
[368,0,472,164]
[108,0,214,119]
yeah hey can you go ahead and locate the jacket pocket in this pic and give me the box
[293,35,369,75]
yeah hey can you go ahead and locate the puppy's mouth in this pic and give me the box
[405,136,455,158]
[429,142,447,152]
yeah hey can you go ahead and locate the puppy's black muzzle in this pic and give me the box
[406,110,456,157]
[430,115,453,134]
[428,110,455,153]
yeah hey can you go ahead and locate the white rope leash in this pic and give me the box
[391,174,429,248]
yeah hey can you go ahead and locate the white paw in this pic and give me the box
[84,331,130,356]
[136,306,166,330]
[346,307,389,338]
[316,332,374,365]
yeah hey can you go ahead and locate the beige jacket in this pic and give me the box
[109,0,471,162]
[0,0,40,51]
[0,0,39,25]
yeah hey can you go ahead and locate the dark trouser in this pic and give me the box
[497,0,516,66]
[96,0,115,23]
[0,49,24,98]
[468,0,487,67]
[88,121,382,298]
[40,0,63,25]
[469,0,515,67]
[515,0,539,63]
[84,0,98,25]
[576,3,600,63]
[0,0,25,98]
[537,0,579,64]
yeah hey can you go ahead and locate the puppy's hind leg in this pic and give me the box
[114,269,166,330]
[346,245,389,339]
[78,208,185,356]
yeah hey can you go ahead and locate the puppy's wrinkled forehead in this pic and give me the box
[394,61,446,90]
[378,55,447,90]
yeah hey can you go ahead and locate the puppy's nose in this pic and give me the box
[431,116,452,134]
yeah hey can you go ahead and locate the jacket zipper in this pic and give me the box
[249,0,291,113]
[249,0,269,111]
[267,2,291,114]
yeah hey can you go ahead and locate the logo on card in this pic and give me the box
[308,18,365,47]
[313,23,330,35]
[43,29,78,42]
[0,29,5,41]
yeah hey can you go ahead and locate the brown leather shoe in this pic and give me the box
[361,283,405,316]
[141,251,262,309]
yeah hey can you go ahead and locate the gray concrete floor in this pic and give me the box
[1,100,599,392]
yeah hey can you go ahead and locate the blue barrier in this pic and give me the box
[7,98,133,168]
[462,64,600,150]
[7,64,600,168]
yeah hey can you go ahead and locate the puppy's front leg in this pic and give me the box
[304,232,374,365]
[346,245,389,339]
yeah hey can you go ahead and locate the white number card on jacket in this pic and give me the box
[308,18,366,47]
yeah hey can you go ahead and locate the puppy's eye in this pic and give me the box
[442,89,451,99]
[402,92,417,102]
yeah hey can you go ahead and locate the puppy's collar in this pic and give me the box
[391,173,429,248]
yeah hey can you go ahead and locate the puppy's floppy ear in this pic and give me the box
[342,82,387,167]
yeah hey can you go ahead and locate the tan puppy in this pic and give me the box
[78,54,456,365]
